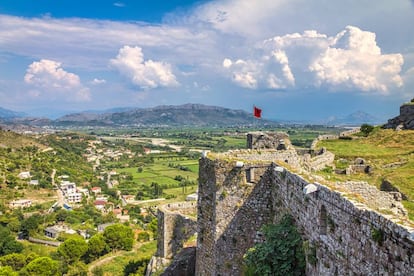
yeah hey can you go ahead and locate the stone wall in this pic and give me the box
[383,103,414,130]
[196,158,275,275]
[157,202,197,259]
[247,131,292,150]
[195,157,414,275]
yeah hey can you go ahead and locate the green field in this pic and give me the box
[317,128,414,220]
[116,155,199,197]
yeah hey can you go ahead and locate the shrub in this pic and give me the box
[360,124,374,137]
[244,214,305,276]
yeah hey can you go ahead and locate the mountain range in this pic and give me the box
[323,110,381,125]
[0,104,382,127]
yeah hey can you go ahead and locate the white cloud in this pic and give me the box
[91,78,106,85]
[310,26,403,93]
[223,26,404,93]
[24,59,90,101]
[113,2,125,8]
[110,46,179,89]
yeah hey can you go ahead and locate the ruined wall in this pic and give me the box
[196,158,275,275]
[195,158,414,275]
[157,202,197,259]
[384,103,414,130]
[247,131,291,150]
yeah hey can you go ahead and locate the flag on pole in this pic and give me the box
[253,106,262,119]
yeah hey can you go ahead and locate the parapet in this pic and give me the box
[247,131,292,150]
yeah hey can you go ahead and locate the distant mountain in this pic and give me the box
[325,111,381,126]
[55,104,275,127]
[0,107,26,119]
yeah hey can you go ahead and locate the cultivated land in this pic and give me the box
[5,124,409,275]
[317,128,414,220]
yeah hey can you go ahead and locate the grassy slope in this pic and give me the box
[0,130,45,149]
[317,128,414,220]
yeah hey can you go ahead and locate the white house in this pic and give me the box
[18,171,31,179]
[9,199,32,208]
[66,192,82,203]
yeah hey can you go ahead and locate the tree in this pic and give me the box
[137,231,150,242]
[0,266,18,276]
[244,214,305,276]
[0,253,27,271]
[20,214,42,238]
[7,218,21,233]
[22,257,59,276]
[57,238,88,264]
[0,227,23,255]
[147,218,158,239]
[85,234,109,262]
[66,261,88,276]
[103,224,134,251]
[123,257,150,276]
[360,124,374,137]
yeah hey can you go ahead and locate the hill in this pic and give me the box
[55,103,274,127]
[317,128,414,220]
[325,110,380,125]
[0,107,26,119]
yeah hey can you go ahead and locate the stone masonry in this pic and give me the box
[383,102,414,130]
[195,133,414,275]
[156,202,197,259]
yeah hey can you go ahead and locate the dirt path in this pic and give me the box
[87,251,124,275]
[87,242,144,275]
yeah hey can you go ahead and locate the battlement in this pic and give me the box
[195,158,414,275]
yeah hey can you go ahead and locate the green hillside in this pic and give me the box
[317,128,414,220]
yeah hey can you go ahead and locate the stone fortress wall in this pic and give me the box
[195,132,414,275]
[156,202,197,259]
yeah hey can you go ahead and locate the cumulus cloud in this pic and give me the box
[24,59,90,101]
[310,26,403,93]
[110,46,179,89]
[223,26,404,93]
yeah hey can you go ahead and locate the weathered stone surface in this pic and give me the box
[247,131,292,150]
[160,247,196,276]
[383,103,414,130]
[157,202,197,259]
[195,158,414,275]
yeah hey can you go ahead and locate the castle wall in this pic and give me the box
[196,158,414,275]
[156,202,197,259]
[196,158,275,275]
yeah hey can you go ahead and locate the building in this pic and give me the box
[91,186,102,195]
[9,199,32,209]
[18,171,31,179]
[66,192,82,203]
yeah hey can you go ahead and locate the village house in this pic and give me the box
[9,199,32,209]
[18,171,31,179]
[91,186,102,195]
[29,179,39,185]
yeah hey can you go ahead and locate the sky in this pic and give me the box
[0,0,413,121]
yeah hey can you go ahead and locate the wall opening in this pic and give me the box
[319,205,327,235]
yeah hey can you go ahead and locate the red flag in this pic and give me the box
[253,106,262,118]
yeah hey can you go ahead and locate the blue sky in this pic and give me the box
[0,0,413,121]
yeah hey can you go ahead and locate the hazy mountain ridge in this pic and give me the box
[55,104,270,127]
[0,104,383,127]
[325,110,381,125]
[0,107,27,119]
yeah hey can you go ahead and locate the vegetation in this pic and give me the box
[317,128,414,220]
[2,123,406,274]
[360,124,374,137]
[244,214,305,276]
